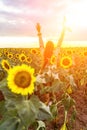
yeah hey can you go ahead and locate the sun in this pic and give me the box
[66,0,87,30]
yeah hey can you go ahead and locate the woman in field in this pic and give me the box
[36,18,68,73]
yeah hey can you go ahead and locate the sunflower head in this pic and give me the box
[30,48,38,55]
[15,53,19,58]
[84,51,87,56]
[26,56,32,64]
[19,53,26,62]
[67,50,72,55]
[50,55,56,65]
[7,64,36,95]
[4,49,9,56]
[1,59,11,72]
[60,56,72,69]
[8,53,13,59]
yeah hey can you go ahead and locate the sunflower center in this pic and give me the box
[62,58,70,66]
[4,62,10,70]
[21,56,25,61]
[52,57,55,63]
[32,49,37,54]
[14,71,31,88]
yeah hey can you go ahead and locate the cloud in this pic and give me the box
[0,1,22,14]
[0,0,87,41]
[0,0,68,36]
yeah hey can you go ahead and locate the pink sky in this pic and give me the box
[0,0,87,41]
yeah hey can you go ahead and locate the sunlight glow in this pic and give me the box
[66,0,87,30]
[0,37,87,48]
[0,37,38,48]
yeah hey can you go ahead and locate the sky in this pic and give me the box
[0,0,87,47]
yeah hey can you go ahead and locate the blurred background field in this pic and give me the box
[0,46,87,70]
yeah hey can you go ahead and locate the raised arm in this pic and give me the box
[54,17,67,66]
[57,17,66,48]
[36,23,44,55]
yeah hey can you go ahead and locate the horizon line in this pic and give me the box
[0,36,87,48]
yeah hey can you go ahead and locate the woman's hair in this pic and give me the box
[41,41,54,70]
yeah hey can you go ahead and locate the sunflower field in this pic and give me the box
[0,47,87,130]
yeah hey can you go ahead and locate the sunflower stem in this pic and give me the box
[64,110,67,123]
[25,95,28,100]
[23,95,28,100]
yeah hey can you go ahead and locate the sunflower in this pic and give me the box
[84,51,87,56]
[7,64,36,95]
[30,48,38,55]
[15,53,19,58]
[1,59,11,72]
[50,55,56,65]
[66,50,72,55]
[60,56,72,69]
[26,56,32,64]
[8,53,13,59]
[4,49,9,56]
[19,53,26,62]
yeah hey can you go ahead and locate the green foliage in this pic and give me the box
[0,79,52,130]
[35,65,77,129]
[61,93,75,111]
[0,117,21,130]
[37,101,53,120]
[50,103,58,119]
[0,53,78,129]
[36,121,46,130]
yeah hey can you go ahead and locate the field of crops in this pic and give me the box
[0,47,87,130]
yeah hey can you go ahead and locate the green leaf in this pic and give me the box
[0,84,24,102]
[37,101,53,120]
[16,95,41,128]
[36,121,45,130]
[0,78,7,90]
[62,93,75,111]
[16,120,27,130]
[0,108,18,128]
[0,117,20,130]
[70,107,77,123]
[0,100,6,115]
[50,103,58,118]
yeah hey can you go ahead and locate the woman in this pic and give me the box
[36,18,67,73]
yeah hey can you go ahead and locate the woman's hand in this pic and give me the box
[36,23,41,33]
